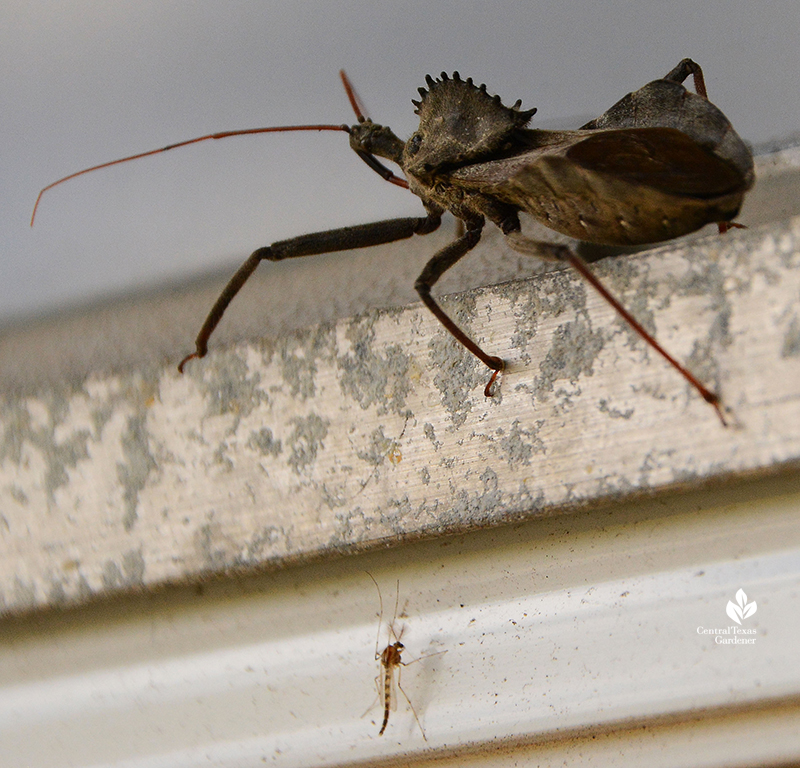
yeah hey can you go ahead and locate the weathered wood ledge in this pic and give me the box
[2,206,799,618]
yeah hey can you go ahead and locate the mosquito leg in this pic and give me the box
[394,665,427,741]
[414,217,507,395]
[360,672,382,720]
[505,232,727,425]
[178,214,441,371]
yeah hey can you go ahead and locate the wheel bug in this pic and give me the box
[32,60,753,424]
[364,572,444,740]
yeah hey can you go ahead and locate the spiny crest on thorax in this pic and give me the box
[406,72,536,171]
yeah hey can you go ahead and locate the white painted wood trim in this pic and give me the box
[1,473,798,767]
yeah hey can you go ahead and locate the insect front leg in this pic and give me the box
[178,214,441,371]
[505,231,727,424]
[414,217,507,395]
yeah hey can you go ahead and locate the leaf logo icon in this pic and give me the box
[726,588,757,625]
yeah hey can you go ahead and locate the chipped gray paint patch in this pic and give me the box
[196,348,266,421]
[430,339,480,429]
[247,427,282,457]
[0,394,92,506]
[450,468,504,524]
[428,292,492,428]
[278,326,332,400]
[13,576,36,610]
[534,318,605,402]
[8,485,28,506]
[337,315,413,414]
[1,218,800,616]
[598,399,635,420]
[782,315,800,358]
[498,419,546,467]
[595,256,659,348]
[117,413,157,531]
[102,548,145,589]
[46,577,67,606]
[357,426,398,467]
[287,413,330,475]
[423,422,439,449]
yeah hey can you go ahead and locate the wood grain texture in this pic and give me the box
[2,214,799,617]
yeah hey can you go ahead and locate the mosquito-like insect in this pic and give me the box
[32,60,753,424]
[365,572,443,740]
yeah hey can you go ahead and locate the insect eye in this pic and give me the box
[407,133,422,155]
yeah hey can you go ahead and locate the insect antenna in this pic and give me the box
[365,572,385,657]
[340,70,369,122]
[31,71,411,225]
[339,70,409,190]
[31,123,353,226]
[365,572,406,649]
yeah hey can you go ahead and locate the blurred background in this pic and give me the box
[3,0,799,326]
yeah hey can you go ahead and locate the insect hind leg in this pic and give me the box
[663,58,708,98]
[504,231,727,425]
[394,663,427,741]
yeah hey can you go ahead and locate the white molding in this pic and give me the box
[1,476,797,766]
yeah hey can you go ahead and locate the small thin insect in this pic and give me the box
[378,631,405,737]
[366,572,439,740]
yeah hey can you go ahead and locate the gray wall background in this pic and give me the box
[3,1,799,324]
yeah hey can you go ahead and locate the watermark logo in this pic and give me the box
[726,588,757,625]
[697,588,758,645]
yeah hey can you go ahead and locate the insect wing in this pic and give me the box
[452,127,749,245]
[579,76,754,194]
[563,127,747,198]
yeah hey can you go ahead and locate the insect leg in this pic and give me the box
[394,664,427,741]
[179,214,441,371]
[353,149,409,189]
[663,58,708,99]
[336,71,409,189]
[662,59,748,236]
[360,673,382,720]
[505,232,727,425]
[414,218,505,392]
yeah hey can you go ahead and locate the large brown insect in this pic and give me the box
[33,59,753,423]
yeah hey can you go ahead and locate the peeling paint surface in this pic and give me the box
[1,219,800,615]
